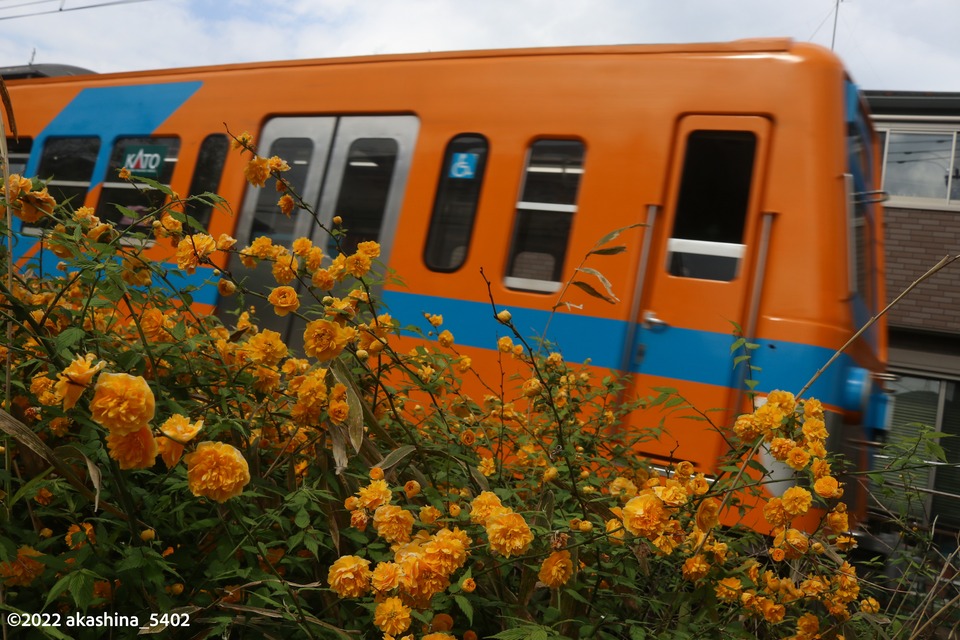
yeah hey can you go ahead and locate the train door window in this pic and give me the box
[424,134,488,271]
[330,138,398,256]
[249,137,313,246]
[504,139,585,292]
[96,136,180,230]
[184,134,229,231]
[35,136,100,213]
[4,137,32,175]
[667,130,756,281]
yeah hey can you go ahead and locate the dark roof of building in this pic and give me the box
[865,90,960,116]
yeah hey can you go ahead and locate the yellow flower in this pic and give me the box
[303,319,356,362]
[404,480,421,499]
[371,561,403,593]
[478,455,496,477]
[106,425,158,470]
[437,329,454,349]
[374,596,412,636]
[814,475,843,499]
[267,155,290,173]
[373,505,415,544]
[715,577,742,602]
[538,550,573,588]
[19,187,57,223]
[176,234,217,274]
[781,486,813,517]
[357,479,392,511]
[65,522,96,549]
[827,503,849,533]
[184,442,251,503]
[243,329,288,366]
[424,527,471,575]
[345,252,372,278]
[267,286,300,317]
[0,546,45,587]
[469,491,503,525]
[244,156,270,187]
[90,372,156,435]
[695,497,721,532]
[461,577,477,593]
[485,509,533,558]
[860,596,880,614]
[327,555,372,598]
[157,414,204,467]
[621,492,669,538]
[682,555,710,582]
[786,446,811,471]
[55,353,106,410]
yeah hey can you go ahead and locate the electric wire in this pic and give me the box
[0,0,158,21]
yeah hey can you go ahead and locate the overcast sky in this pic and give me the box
[0,0,957,92]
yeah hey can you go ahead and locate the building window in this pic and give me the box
[667,130,756,281]
[876,375,960,531]
[504,139,585,293]
[879,128,960,207]
[96,136,180,230]
[424,134,488,272]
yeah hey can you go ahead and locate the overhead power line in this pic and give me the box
[0,0,158,21]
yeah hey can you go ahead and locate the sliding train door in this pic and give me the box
[225,115,419,344]
[630,115,772,468]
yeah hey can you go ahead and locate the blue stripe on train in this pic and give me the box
[380,289,861,409]
[24,82,203,184]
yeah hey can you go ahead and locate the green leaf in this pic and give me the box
[570,280,617,304]
[454,594,474,625]
[587,245,627,256]
[294,509,310,529]
[55,326,85,354]
[379,445,416,471]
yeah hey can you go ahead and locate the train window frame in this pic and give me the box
[96,135,181,232]
[424,134,489,272]
[330,137,400,256]
[877,124,960,210]
[667,129,757,282]
[504,138,585,293]
[26,136,101,231]
[4,137,33,176]
[184,134,229,231]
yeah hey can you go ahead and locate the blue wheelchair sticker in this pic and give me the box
[449,153,479,179]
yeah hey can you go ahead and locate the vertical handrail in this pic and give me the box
[619,204,659,374]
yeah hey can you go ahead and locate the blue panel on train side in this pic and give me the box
[381,290,857,408]
[25,82,203,182]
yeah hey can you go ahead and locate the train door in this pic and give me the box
[629,115,772,467]
[226,115,418,343]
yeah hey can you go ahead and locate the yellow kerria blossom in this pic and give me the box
[469,491,503,525]
[715,576,742,602]
[344,252,372,278]
[681,554,710,582]
[184,442,250,503]
[373,505,415,544]
[18,187,57,223]
[356,240,381,259]
[695,497,721,532]
[266,286,300,317]
[781,486,813,517]
[175,234,217,274]
[327,555,372,598]
[106,425,158,470]
[65,522,96,549]
[538,550,574,588]
[244,156,270,187]
[243,329,289,366]
[424,527,471,575]
[157,414,204,467]
[0,546,45,587]
[786,446,812,471]
[374,596,412,636]
[485,508,534,558]
[478,455,496,477]
[357,479,392,511]
[814,475,843,499]
[437,329,454,349]
[303,319,356,362]
[89,372,156,435]
[55,352,106,410]
[371,561,403,593]
[621,492,670,538]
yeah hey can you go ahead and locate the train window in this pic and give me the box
[184,134,229,231]
[249,137,313,246]
[4,137,32,175]
[333,138,398,256]
[424,134,488,271]
[505,140,585,293]
[35,136,100,212]
[668,130,756,281]
[96,136,180,230]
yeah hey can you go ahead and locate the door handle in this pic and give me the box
[642,310,668,329]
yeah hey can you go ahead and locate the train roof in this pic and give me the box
[1,38,830,84]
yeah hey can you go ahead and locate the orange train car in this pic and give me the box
[3,39,889,515]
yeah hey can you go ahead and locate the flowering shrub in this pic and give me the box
[0,133,945,639]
